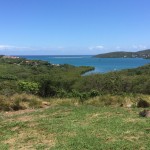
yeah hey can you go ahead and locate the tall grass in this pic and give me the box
[0,93,150,111]
[0,93,44,111]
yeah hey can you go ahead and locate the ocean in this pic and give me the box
[19,55,150,74]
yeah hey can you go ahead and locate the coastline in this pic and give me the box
[16,55,150,74]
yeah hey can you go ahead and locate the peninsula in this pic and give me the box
[94,49,150,58]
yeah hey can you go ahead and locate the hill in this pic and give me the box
[94,49,150,58]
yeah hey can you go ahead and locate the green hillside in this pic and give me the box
[94,49,150,58]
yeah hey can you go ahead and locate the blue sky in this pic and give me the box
[0,0,150,55]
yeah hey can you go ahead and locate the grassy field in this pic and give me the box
[0,103,150,150]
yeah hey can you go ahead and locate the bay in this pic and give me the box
[19,55,150,74]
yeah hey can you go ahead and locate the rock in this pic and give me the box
[137,99,150,108]
[139,110,150,117]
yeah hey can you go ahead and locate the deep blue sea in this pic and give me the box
[19,55,150,74]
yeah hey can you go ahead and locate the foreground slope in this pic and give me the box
[0,105,150,149]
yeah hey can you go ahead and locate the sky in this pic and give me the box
[0,0,150,55]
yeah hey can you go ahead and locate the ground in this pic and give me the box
[0,105,150,150]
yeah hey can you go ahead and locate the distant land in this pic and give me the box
[94,49,150,59]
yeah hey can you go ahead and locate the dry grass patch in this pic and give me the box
[124,118,146,123]
[105,137,117,143]
[87,112,115,121]
[62,131,77,138]
[0,93,51,111]
[4,129,56,149]
[51,109,71,117]
[48,98,79,107]
[123,135,140,142]
[89,113,100,119]
[15,115,33,122]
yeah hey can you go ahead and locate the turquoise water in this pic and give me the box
[20,55,150,74]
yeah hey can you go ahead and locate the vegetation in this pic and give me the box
[0,56,150,100]
[0,56,150,149]
[0,103,150,149]
[0,94,45,111]
[0,56,94,97]
[94,49,150,58]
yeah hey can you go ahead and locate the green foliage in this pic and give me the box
[56,89,68,98]
[0,75,17,80]
[0,81,18,96]
[71,89,81,98]
[38,78,57,97]
[0,56,150,99]
[18,81,39,94]
[89,90,99,97]
[79,93,89,104]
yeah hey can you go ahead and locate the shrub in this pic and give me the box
[56,89,68,98]
[71,89,81,98]
[89,90,99,97]
[18,81,39,94]
[79,93,89,104]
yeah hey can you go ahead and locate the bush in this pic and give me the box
[89,90,99,97]
[18,81,39,94]
[56,89,68,98]
[79,93,89,104]
[71,89,81,98]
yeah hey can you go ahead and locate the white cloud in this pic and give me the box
[0,45,66,51]
[132,45,147,50]
[88,45,104,50]
[0,45,33,50]
[95,45,104,49]
[0,45,14,50]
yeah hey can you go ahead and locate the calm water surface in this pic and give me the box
[19,55,150,74]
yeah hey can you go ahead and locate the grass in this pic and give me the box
[1,93,150,111]
[0,103,150,149]
[0,94,49,111]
